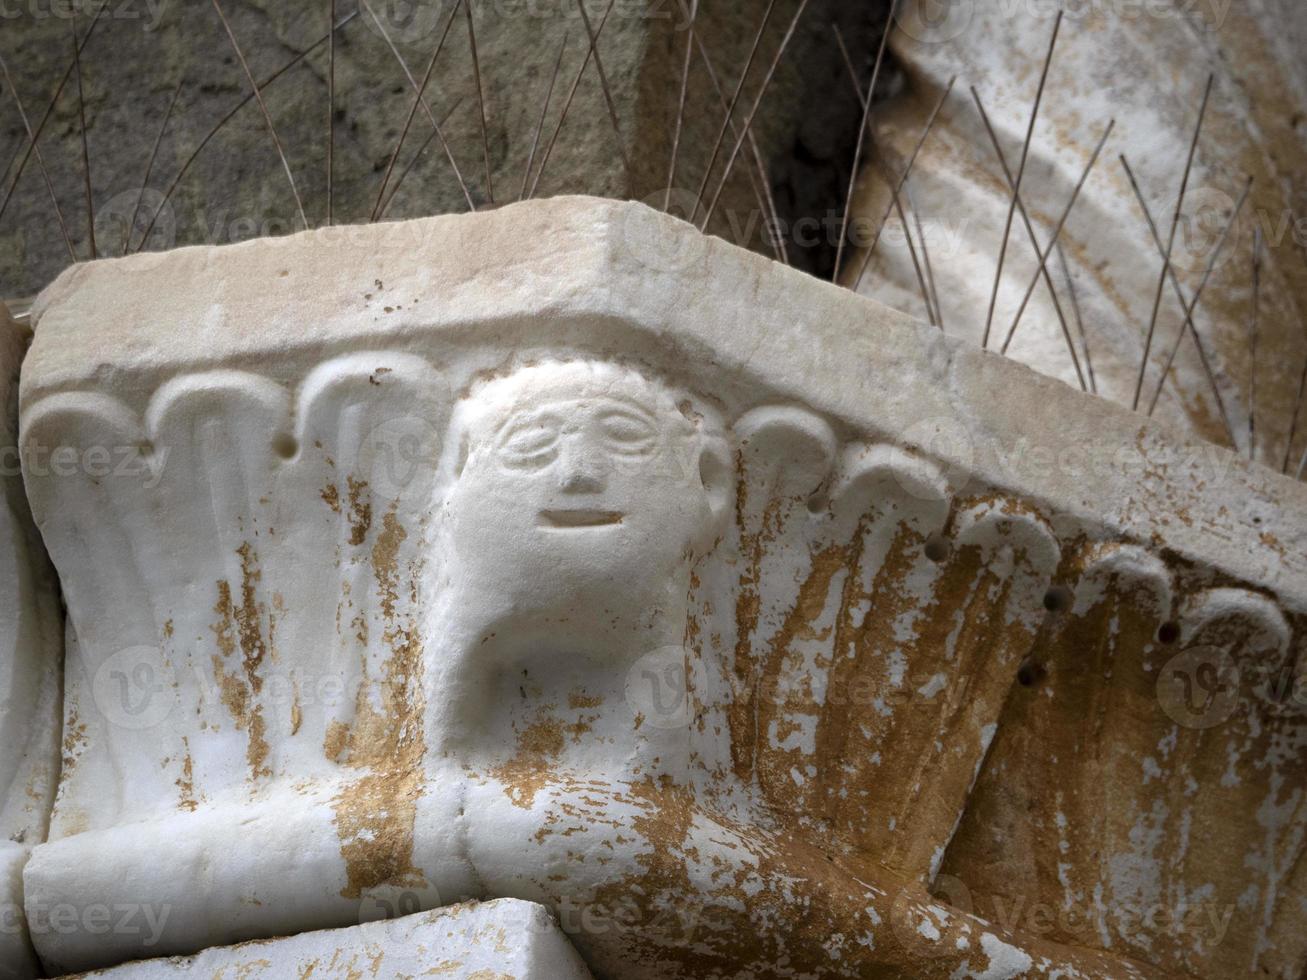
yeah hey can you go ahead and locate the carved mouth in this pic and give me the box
[539,509,624,529]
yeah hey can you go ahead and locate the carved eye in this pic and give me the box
[498,414,561,466]
[599,409,658,455]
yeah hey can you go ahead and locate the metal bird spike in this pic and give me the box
[833,0,898,283]
[851,76,956,294]
[1056,242,1096,394]
[997,119,1111,396]
[465,0,495,205]
[526,0,618,200]
[694,33,786,263]
[211,0,309,231]
[701,0,813,231]
[327,0,336,225]
[127,75,186,254]
[665,0,700,212]
[1144,176,1250,437]
[380,96,466,220]
[1118,152,1232,435]
[0,0,106,233]
[972,86,1085,391]
[521,30,570,203]
[361,0,476,210]
[832,29,934,324]
[1132,72,1215,410]
[574,0,630,173]
[909,188,944,330]
[370,0,462,223]
[71,19,95,260]
[1248,226,1262,460]
[1285,356,1307,475]
[688,0,779,223]
[137,10,358,253]
[0,50,76,261]
[982,9,1062,350]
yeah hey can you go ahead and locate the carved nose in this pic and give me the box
[559,442,606,494]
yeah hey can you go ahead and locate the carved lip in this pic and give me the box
[539,509,624,528]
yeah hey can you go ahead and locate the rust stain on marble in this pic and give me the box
[330,504,429,900]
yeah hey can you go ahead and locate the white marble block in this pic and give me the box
[0,306,63,980]
[72,899,592,979]
[16,198,1307,979]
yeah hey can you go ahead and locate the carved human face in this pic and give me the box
[443,363,725,635]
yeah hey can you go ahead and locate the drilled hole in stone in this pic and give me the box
[272,433,298,460]
[1157,621,1181,645]
[924,533,951,563]
[1043,585,1074,613]
[1017,657,1046,688]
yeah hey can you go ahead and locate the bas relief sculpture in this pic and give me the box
[6,198,1307,979]
[0,308,61,980]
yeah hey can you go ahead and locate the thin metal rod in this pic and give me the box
[834,23,929,304]
[1119,154,1209,358]
[211,0,309,230]
[1132,73,1214,410]
[910,188,943,329]
[852,77,956,293]
[972,87,1083,388]
[370,0,461,223]
[701,0,812,230]
[574,0,630,172]
[465,0,495,204]
[527,0,618,200]
[694,31,785,263]
[71,19,95,259]
[379,96,465,219]
[695,30,784,262]
[1056,242,1096,394]
[997,120,1111,396]
[1142,176,1250,436]
[1248,226,1262,459]
[521,30,569,203]
[0,1,105,231]
[127,76,184,254]
[833,3,897,283]
[665,0,699,211]
[1285,357,1307,475]
[327,0,335,225]
[0,51,76,261]
[1296,445,1307,482]
[138,11,356,252]
[688,0,778,222]
[0,144,20,200]
[982,10,1062,350]
[361,0,476,211]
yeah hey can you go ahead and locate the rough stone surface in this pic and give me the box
[70,899,593,978]
[15,198,1307,978]
[854,0,1307,470]
[0,0,876,297]
[0,305,62,980]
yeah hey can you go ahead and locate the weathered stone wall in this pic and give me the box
[0,0,878,297]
